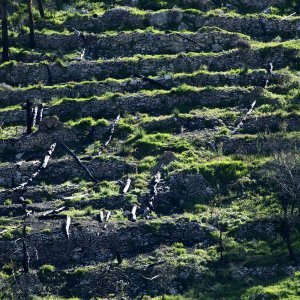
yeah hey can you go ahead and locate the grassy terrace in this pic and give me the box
[0,0,299,299]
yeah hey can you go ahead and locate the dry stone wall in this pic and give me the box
[51,8,300,39]
[0,157,136,188]
[0,218,209,267]
[0,72,285,108]
[0,46,296,86]
[15,30,244,58]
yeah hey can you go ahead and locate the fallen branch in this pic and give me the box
[140,274,160,280]
[279,12,296,22]
[40,206,66,217]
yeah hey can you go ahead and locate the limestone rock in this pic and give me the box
[211,44,223,52]
[149,10,183,27]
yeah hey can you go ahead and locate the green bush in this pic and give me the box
[39,264,56,274]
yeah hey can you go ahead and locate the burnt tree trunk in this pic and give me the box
[64,216,71,239]
[12,143,56,191]
[27,0,35,48]
[36,103,44,125]
[1,0,9,62]
[122,177,131,194]
[22,199,30,274]
[98,114,120,155]
[26,99,33,134]
[36,0,45,18]
[281,209,296,262]
[32,105,38,127]
[61,143,98,183]
[22,238,30,273]
[219,229,223,262]
[129,205,137,222]
[99,210,104,223]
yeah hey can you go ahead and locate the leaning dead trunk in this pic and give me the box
[27,0,35,48]
[231,100,256,135]
[1,0,9,62]
[98,114,120,155]
[36,0,45,18]
[12,143,56,191]
[61,143,98,183]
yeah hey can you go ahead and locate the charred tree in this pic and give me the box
[25,99,33,134]
[262,152,300,262]
[22,238,30,273]
[122,177,131,194]
[99,210,105,223]
[1,0,9,62]
[37,103,44,125]
[129,205,137,222]
[21,196,30,274]
[217,221,228,262]
[45,64,53,85]
[32,104,38,127]
[64,216,71,239]
[36,0,45,18]
[27,0,35,48]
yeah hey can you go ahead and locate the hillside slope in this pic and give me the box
[0,0,299,299]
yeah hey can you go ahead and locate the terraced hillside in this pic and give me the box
[0,0,299,299]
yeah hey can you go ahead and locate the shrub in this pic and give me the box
[3,199,12,206]
[39,264,56,274]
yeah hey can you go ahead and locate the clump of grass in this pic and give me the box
[67,117,109,131]
[39,264,56,274]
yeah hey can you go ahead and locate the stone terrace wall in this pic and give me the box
[50,8,300,39]
[220,135,300,155]
[0,46,296,86]
[0,72,285,108]
[46,88,264,121]
[0,157,136,187]
[114,0,288,10]
[0,218,209,267]
[16,30,244,58]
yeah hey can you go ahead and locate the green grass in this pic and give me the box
[242,272,300,299]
